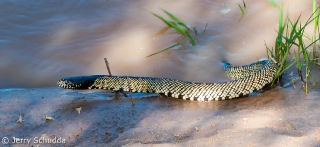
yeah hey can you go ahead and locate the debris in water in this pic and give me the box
[243,118,248,121]
[76,107,82,115]
[221,3,231,14]
[17,113,23,123]
[45,115,54,121]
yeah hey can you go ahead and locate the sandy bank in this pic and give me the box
[0,86,320,146]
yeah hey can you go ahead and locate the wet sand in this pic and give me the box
[1,85,320,146]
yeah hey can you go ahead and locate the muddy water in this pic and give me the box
[0,0,316,88]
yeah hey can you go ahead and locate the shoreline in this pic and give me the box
[0,86,320,146]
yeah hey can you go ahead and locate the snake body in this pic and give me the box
[57,59,278,101]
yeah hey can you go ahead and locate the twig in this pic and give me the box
[104,58,112,76]
[203,23,208,33]
[130,89,134,105]
[297,69,306,84]
[127,76,134,105]
[193,27,198,36]
[17,113,23,123]
[114,91,126,98]
[104,58,127,97]
[270,56,277,63]
[119,91,128,97]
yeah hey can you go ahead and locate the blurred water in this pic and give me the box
[0,0,314,88]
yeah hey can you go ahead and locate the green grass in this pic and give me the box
[147,9,198,57]
[313,0,319,63]
[145,43,181,58]
[152,12,195,46]
[268,0,281,8]
[148,4,319,94]
[266,2,320,93]
[237,0,247,22]
[238,0,246,15]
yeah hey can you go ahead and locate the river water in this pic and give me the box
[0,0,316,88]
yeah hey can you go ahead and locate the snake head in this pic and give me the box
[57,79,78,89]
[57,75,105,89]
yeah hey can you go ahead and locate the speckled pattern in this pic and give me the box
[57,60,278,101]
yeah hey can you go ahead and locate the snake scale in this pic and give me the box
[57,59,278,101]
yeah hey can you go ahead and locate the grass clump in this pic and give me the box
[266,2,320,93]
[147,9,199,57]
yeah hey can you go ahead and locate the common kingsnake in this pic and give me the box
[57,59,278,101]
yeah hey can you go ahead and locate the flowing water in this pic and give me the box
[0,0,317,88]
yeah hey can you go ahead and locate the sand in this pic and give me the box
[0,85,320,147]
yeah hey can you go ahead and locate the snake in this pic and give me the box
[57,59,278,101]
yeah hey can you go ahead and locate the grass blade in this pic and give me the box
[281,35,299,46]
[146,43,181,58]
[268,0,281,8]
[161,9,190,30]
[171,22,196,45]
[149,26,171,39]
[152,12,195,46]
[152,13,177,29]
[238,4,245,15]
